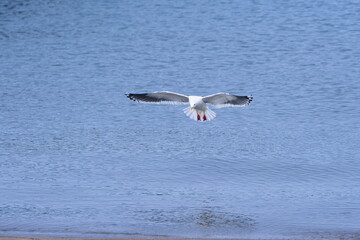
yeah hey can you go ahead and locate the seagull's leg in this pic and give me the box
[203,114,207,121]
[197,111,201,121]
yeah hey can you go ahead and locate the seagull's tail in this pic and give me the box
[183,107,216,121]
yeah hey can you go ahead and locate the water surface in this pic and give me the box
[1,0,360,239]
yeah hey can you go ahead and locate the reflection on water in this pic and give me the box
[1,0,360,239]
[193,207,256,229]
[138,206,256,229]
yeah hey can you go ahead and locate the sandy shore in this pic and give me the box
[0,236,285,240]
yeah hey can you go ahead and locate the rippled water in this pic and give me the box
[1,0,360,239]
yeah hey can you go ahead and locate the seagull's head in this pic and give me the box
[189,96,203,110]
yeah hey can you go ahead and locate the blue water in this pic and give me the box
[1,0,360,239]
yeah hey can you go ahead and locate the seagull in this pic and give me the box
[126,91,253,121]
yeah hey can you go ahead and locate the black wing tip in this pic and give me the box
[247,95,253,104]
[125,93,137,101]
[125,93,150,102]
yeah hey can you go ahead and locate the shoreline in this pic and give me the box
[0,236,286,240]
[2,230,360,240]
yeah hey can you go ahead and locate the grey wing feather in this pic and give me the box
[202,93,253,108]
[126,91,189,104]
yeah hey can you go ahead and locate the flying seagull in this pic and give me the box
[126,91,253,121]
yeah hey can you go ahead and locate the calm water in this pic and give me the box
[1,0,360,239]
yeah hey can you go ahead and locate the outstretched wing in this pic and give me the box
[202,93,253,108]
[126,91,189,104]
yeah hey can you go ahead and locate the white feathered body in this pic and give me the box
[184,96,216,121]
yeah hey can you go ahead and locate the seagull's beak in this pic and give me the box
[190,106,193,110]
